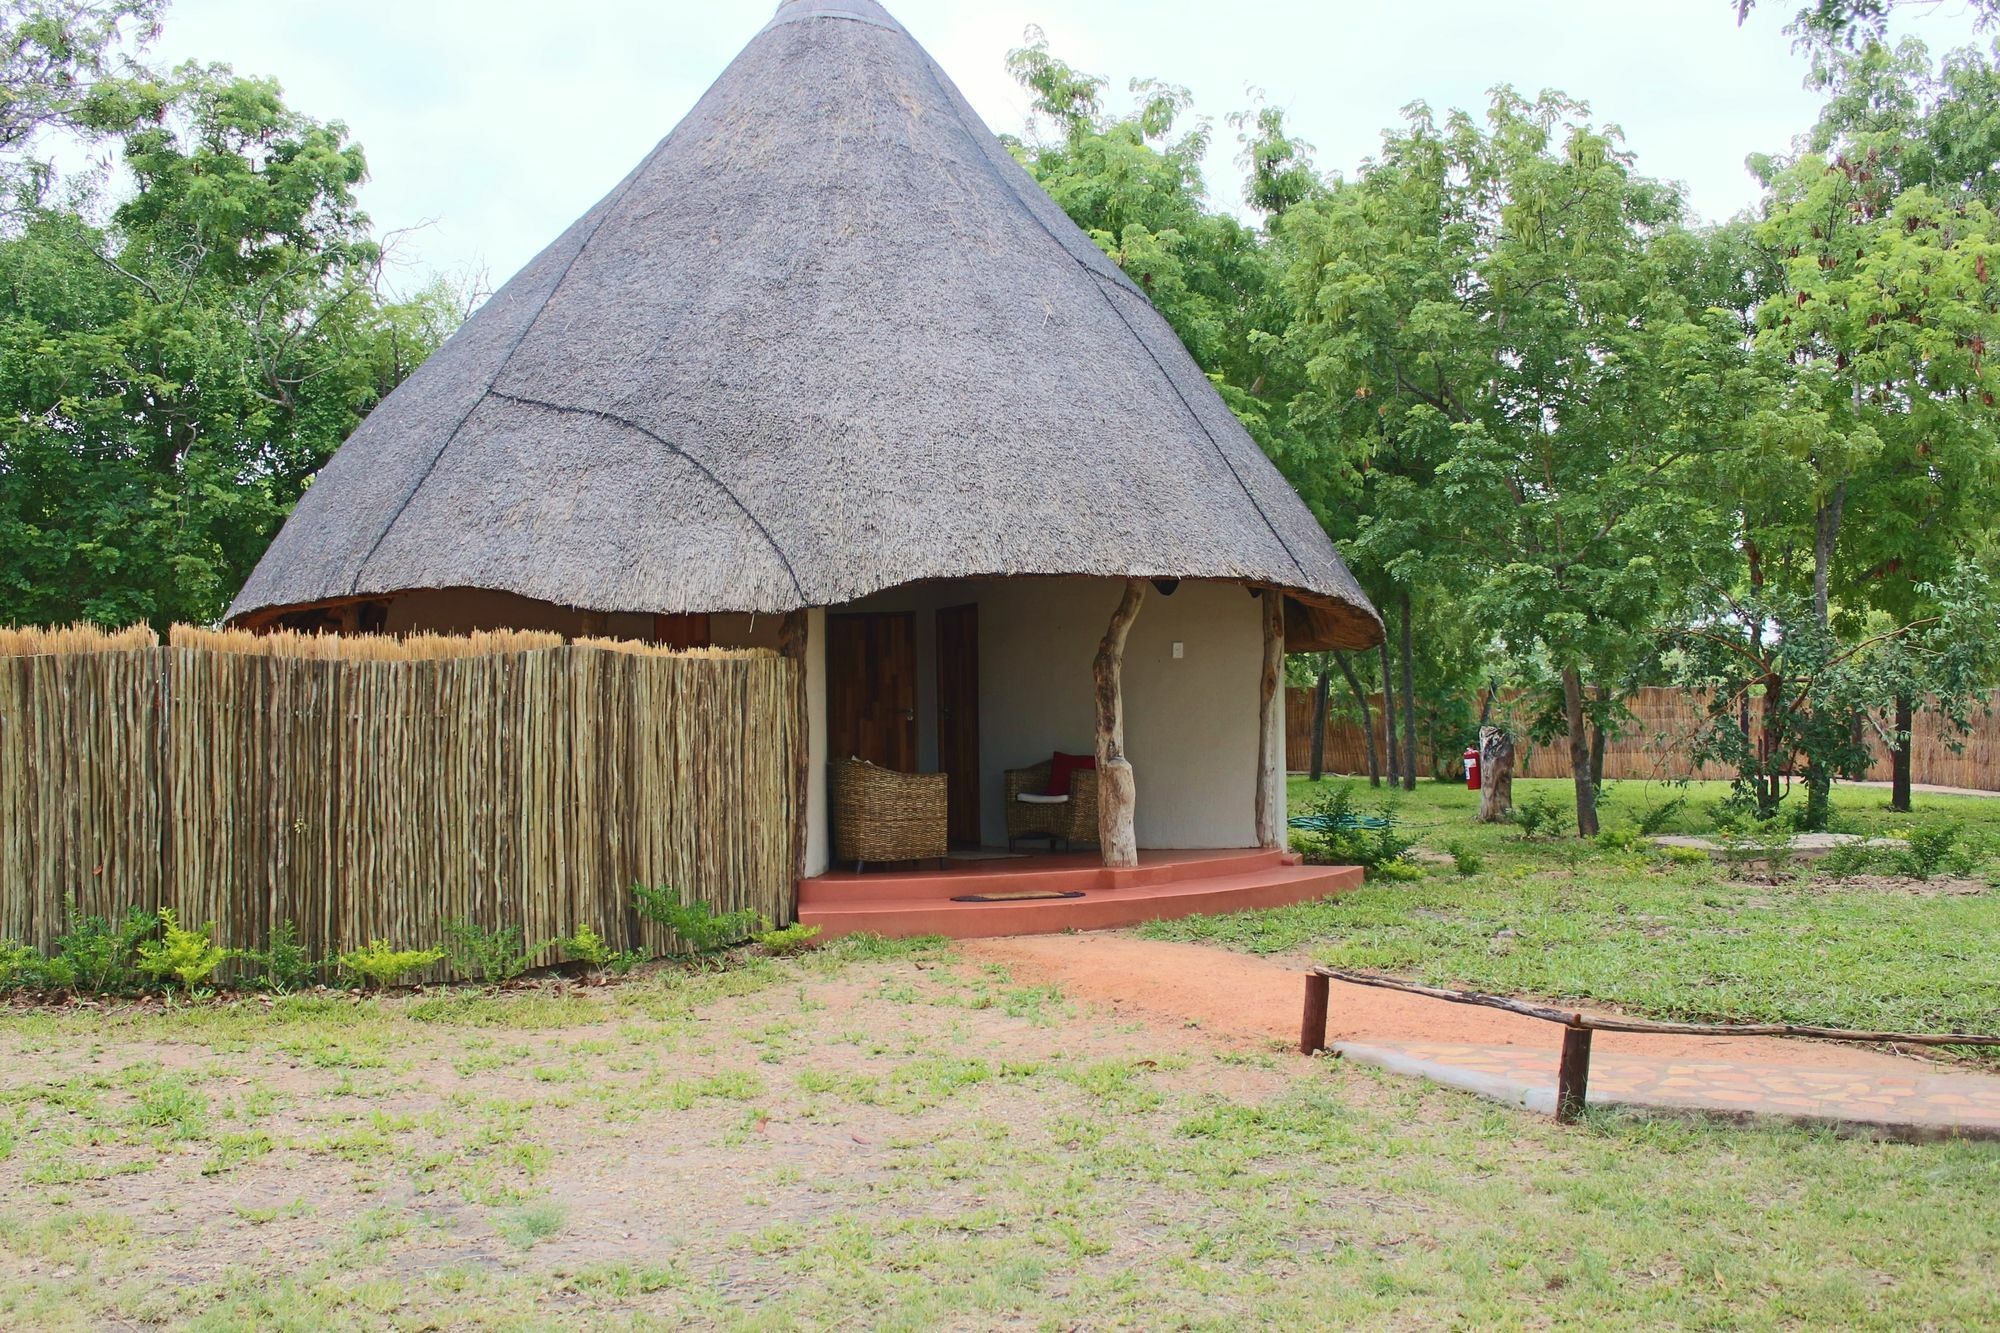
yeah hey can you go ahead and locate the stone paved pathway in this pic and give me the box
[964,935,2000,1142]
[1336,1041,2000,1141]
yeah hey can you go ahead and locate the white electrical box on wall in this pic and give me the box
[1171,641,1184,659]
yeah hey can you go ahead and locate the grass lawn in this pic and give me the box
[0,935,1996,1329]
[1141,777,2000,1045]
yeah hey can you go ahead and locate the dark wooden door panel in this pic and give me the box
[828,612,917,771]
[935,604,980,843]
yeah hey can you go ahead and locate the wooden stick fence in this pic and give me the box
[1300,967,2000,1124]
[0,626,800,969]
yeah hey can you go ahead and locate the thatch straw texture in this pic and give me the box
[228,0,1379,652]
[1286,685,2000,791]
[0,635,798,962]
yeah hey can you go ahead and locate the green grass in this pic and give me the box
[0,913,1994,1326]
[1140,777,2000,1043]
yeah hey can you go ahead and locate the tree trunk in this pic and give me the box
[1398,590,1418,791]
[1891,692,1914,813]
[1476,725,1515,823]
[1256,590,1287,850]
[1308,660,1331,782]
[1813,481,1846,629]
[1588,684,1609,788]
[1378,637,1401,785]
[1334,651,1380,787]
[1561,665,1599,837]
[1092,579,1146,868]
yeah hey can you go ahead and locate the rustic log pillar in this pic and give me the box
[1476,724,1515,824]
[1093,579,1146,868]
[1555,1022,1594,1123]
[778,611,811,911]
[1256,590,1286,850]
[1300,972,1330,1055]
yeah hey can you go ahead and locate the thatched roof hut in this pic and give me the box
[228,0,1379,652]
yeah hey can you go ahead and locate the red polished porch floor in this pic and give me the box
[799,848,1364,939]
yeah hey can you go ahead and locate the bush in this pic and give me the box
[631,886,762,956]
[1894,822,1974,880]
[1511,793,1572,841]
[1714,818,1795,882]
[135,910,225,991]
[1663,844,1712,868]
[442,918,540,984]
[558,924,645,979]
[50,906,159,993]
[1634,795,1689,836]
[755,922,822,955]
[237,921,317,992]
[1442,840,1484,877]
[1813,839,1877,880]
[0,940,44,991]
[335,941,446,989]
[1595,821,1645,854]
[1295,784,1414,871]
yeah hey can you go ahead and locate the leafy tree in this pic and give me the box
[0,0,162,210]
[0,50,458,627]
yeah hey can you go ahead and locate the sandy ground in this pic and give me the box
[961,933,1938,1073]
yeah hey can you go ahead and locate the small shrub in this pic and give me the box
[1715,818,1795,882]
[1813,839,1877,880]
[237,921,317,992]
[1295,784,1412,870]
[1895,822,1974,880]
[755,922,822,955]
[1634,795,1689,836]
[0,940,44,991]
[442,918,540,984]
[1511,793,1572,841]
[1595,821,1644,854]
[335,940,446,989]
[1369,858,1425,883]
[135,910,225,991]
[631,886,762,956]
[1442,840,1484,877]
[1663,844,1712,868]
[558,924,645,979]
[51,905,159,993]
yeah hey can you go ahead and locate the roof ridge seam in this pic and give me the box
[899,42,1310,584]
[345,138,671,595]
[486,391,808,601]
[761,6,897,35]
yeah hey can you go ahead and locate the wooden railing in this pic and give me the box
[1300,967,2000,1123]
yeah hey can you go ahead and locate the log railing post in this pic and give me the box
[1301,972,1330,1055]
[1555,1021,1593,1123]
[1093,579,1146,868]
[1256,589,1286,849]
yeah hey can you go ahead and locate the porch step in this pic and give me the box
[806,847,1295,903]
[798,861,1363,940]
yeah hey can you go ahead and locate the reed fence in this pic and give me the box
[0,625,800,963]
[1287,684,2000,791]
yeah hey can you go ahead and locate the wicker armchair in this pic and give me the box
[832,758,948,871]
[1003,760,1100,850]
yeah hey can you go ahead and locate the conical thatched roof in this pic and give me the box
[229,0,1381,650]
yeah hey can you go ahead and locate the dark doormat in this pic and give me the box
[948,889,1087,903]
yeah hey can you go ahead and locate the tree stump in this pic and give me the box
[1477,725,1514,823]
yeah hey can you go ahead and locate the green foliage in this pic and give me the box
[441,918,539,984]
[49,904,158,993]
[1595,822,1646,854]
[754,923,822,956]
[1664,844,1715,868]
[1894,822,1975,879]
[631,885,762,957]
[134,908,223,990]
[1442,840,1484,877]
[557,924,644,979]
[1510,793,1573,842]
[1293,784,1415,871]
[0,939,43,990]
[1814,839,1878,879]
[1713,819,1798,882]
[235,921,316,992]
[333,941,445,990]
[1634,796,1689,837]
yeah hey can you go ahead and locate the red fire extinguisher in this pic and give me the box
[1464,745,1481,791]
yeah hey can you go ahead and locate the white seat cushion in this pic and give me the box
[1015,792,1070,804]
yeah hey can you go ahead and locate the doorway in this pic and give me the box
[935,604,980,844]
[827,612,917,771]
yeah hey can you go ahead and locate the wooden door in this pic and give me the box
[935,604,980,844]
[827,613,917,771]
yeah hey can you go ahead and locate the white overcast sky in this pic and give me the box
[147,0,1991,297]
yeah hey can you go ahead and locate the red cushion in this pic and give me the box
[1046,751,1096,797]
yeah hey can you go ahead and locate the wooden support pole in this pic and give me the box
[1555,1022,1593,1123]
[1256,589,1286,849]
[1093,579,1146,868]
[1301,972,1331,1055]
[779,610,811,917]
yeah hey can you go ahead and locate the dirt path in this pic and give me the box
[962,934,2000,1137]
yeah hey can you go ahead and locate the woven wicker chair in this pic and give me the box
[832,758,948,872]
[1003,760,1100,851]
